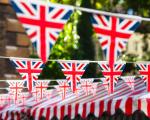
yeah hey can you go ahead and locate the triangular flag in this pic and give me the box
[98,61,126,94]
[10,0,73,63]
[58,60,89,93]
[80,78,97,96]
[32,80,49,101]
[7,80,24,103]
[136,63,150,92]
[10,58,45,92]
[121,76,135,90]
[55,80,71,100]
[91,14,141,66]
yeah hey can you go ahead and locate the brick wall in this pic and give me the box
[0,0,31,79]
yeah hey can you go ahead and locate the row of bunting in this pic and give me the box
[0,76,139,106]
[3,0,147,103]
[9,58,150,95]
[10,0,141,65]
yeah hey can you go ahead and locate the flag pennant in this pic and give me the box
[55,80,71,100]
[10,0,73,63]
[98,62,126,94]
[58,61,89,93]
[80,78,97,96]
[136,63,150,92]
[10,58,45,92]
[91,14,141,66]
[33,80,49,101]
[7,80,24,103]
[121,76,135,90]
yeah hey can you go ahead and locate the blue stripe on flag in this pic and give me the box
[10,61,18,68]
[32,42,37,50]
[130,22,141,31]
[31,4,37,10]
[61,10,73,20]
[49,7,54,13]
[90,16,97,24]
[10,1,23,13]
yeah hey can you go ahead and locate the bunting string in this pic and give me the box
[46,1,150,21]
[0,55,149,64]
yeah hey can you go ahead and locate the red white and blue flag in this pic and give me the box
[55,80,71,99]
[98,62,126,94]
[10,0,73,63]
[59,61,89,93]
[80,79,97,95]
[33,80,49,101]
[91,15,140,66]
[136,63,150,92]
[121,76,135,90]
[7,80,24,103]
[10,58,45,92]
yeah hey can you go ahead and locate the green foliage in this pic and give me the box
[39,11,81,79]
[37,0,150,78]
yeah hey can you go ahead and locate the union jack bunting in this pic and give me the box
[91,14,141,66]
[58,61,89,93]
[10,58,45,92]
[33,80,49,101]
[136,63,150,92]
[10,0,73,63]
[80,79,97,95]
[7,80,24,103]
[55,80,71,99]
[98,62,126,94]
[121,76,135,90]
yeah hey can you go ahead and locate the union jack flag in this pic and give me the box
[91,14,140,66]
[136,63,150,92]
[7,80,24,103]
[55,80,71,99]
[80,79,97,95]
[33,80,49,101]
[121,76,135,90]
[10,58,45,92]
[59,61,89,93]
[98,62,126,94]
[10,0,73,63]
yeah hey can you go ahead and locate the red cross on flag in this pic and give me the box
[55,80,71,100]
[80,79,97,96]
[59,60,89,93]
[10,0,73,63]
[7,80,24,103]
[98,61,126,94]
[91,14,141,66]
[10,58,45,92]
[136,63,150,92]
[121,76,135,91]
[33,80,49,100]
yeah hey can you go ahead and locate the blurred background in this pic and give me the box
[0,0,150,80]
